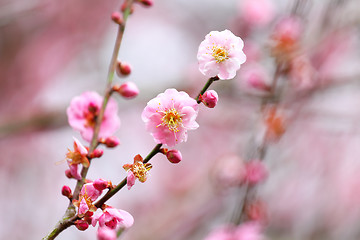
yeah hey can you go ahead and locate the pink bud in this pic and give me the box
[65,169,73,179]
[166,149,182,164]
[201,90,218,108]
[116,61,132,76]
[94,179,109,191]
[104,136,120,148]
[111,12,123,25]
[91,148,104,158]
[138,0,153,7]
[75,220,89,231]
[117,82,139,99]
[61,185,72,198]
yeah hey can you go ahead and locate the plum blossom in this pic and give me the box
[92,207,134,229]
[73,183,103,217]
[197,29,246,80]
[123,154,152,190]
[66,137,89,180]
[142,88,199,147]
[67,91,120,142]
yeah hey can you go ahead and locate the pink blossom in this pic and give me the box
[80,183,103,201]
[92,207,134,229]
[141,88,199,147]
[67,161,82,180]
[67,91,120,142]
[239,64,271,93]
[246,160,268,185]
[93,178,110,191]
[239,0,275,27]
[97,227,116,240]
[66,137,89,180]
[197,30,246,80]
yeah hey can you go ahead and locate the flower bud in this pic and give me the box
[104,136,120,148]
[111,12,123,25]
[114,82,139,99]
[137,0,153,7]
[166,149,182,164]
[116,61,132,76]
[65,169,73,179]
[75,220,89,231]
[61,185,72,199]
[90,148,104,158]
[94,178,109,191]
[201,90,218,108]
[245,160,268,185]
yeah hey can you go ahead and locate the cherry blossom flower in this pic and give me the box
[141,88,199,147]
[92,207,134,229]
[123,154,152,190]
[197,29,246,80]
[67,91,120,142]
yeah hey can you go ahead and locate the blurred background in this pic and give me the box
[1,0,360,239]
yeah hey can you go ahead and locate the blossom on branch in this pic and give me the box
[142,88,199,147]
[197,29,246,80]
[67,91,120,142]
[92,207,134,229]
[123,154,152,190]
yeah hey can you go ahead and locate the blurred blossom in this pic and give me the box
[67,91,120,142]
[238,0,275,27]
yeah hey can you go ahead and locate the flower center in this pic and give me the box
[160,108,183,132]
[132,162,152,183]
[212,46,229,63]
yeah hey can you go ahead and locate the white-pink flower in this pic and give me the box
[92,207,134,229]
[67,91,120,142]
[197,29,246,80]
[141,89,199,147]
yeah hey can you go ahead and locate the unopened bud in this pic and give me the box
[166,149,182,164]
[61,185,72,199]
[137,0,153,7]
[93,178,109,191]
[114,82,139,99]
[111,12,123,25]
[65,169,73,179]
[201,90,218,108]
[90,148,104,158]
[116,61,132,76]
[100,136,120,148]
[75,220,89,231]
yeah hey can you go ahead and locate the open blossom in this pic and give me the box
[66,137,89,180]
[73,183,103,217]
[92,207,134,229]
[197,29,246,80]
[141,88,199,147]
[67,91,120,142]
[123,154,152,190]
